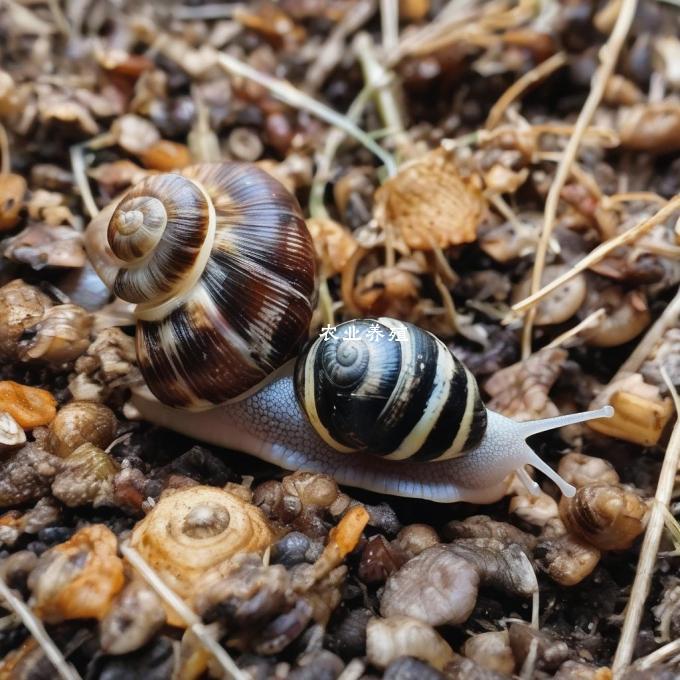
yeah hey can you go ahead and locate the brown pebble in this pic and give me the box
[139,140,192,171]
[396,523,440,558]
[358,535,407,584]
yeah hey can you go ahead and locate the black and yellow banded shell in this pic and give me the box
[294,318,487,461]
[86,162,316,409]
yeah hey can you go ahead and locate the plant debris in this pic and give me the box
[0,1,679,678]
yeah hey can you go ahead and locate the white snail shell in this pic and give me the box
[86,163,317,409]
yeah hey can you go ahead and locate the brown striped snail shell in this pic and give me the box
[85,162,316,409]
[294,318,487,462]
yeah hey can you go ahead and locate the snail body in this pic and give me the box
[130,318,612,504]
[87,164,613,504]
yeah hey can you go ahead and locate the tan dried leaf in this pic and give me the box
[374,149,486,250]
[37,95,98,135]
[589,373,673,446]
[0,173,26,231]
[306,217,358,275]
[353,264,421,317]
[3,224,86,269]
[28,524,124,622]
[537,518,601,586]
[88,160,151,191]
[484,347,567,421]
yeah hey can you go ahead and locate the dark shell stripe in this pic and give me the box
[368,322,439,456]
[294,318,488,461]
[112,174,212,304]
[203,251,313,366]
[139,289,271,407]
[132,162,315,408]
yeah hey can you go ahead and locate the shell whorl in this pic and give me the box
[107,173,216,309]
[294,318,487,461]
[86,162,316,409]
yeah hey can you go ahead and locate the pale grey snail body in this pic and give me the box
[86,162,614,504]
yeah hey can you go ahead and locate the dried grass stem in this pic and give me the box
[512,196,680,315]
[612,370,680,674]
[521,0,639,358]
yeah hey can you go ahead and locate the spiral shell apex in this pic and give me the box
[294,318,487,461]
[86,162,316,408]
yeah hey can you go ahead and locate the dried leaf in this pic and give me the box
[374,149,486,250]
[484,348,567,421]
[3,224,86,269]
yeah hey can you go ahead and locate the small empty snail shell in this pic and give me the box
[129,485,275,625]
[559,482,648,551]
[85,162,316,409]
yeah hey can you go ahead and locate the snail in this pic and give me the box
[86,162,614,504]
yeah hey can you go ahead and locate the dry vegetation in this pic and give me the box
[0,0,680,678]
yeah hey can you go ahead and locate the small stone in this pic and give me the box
[380,545,479,626]
[272,531,312,567]
[358,535,407,584]
[462,630,515,676]
[100,580,166,655]
[0,444,62,508]
[383,656,445,680]
[366,615,455,671]
[508,622,570,672]
[395,524,439,558]
[288,650,344,680]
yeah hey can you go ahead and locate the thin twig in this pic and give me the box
[69,143,99,220]
[614,286,680,379]
[46,0,71,36]
[486,52,567,129]
[354,32,408,155]
[521,0,638,358]
[0,578,81,680]
[216,53,397,176]
[380,0,399,53]
[0,122,10,174]
[546,308,606,349]
[121,543,247,680]
[308,80,379,218]
[512,196,680,315]
[304,0,376,92]
[612,369,680,675]
[633,638,680,671]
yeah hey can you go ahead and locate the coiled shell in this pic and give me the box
[294,318,487,461]
[129,485,275,626]
[86,163,316,408]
